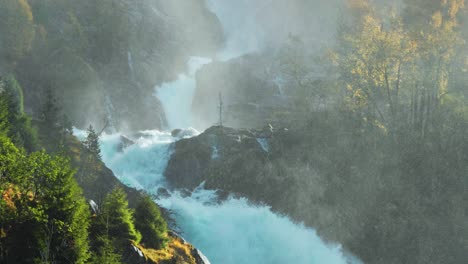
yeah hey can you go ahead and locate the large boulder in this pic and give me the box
[165,126,276,190]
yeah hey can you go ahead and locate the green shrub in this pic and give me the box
[135,195,169,249]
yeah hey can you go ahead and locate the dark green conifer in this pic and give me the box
[0,136,90,263]
[84,125,101,160]
[135,195,169,249]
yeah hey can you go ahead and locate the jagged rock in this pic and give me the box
[165,126,274,190]
[117,135,135,152]
[167,231,211,264]
[18,0,224,131]
[172,128,199,138]
[88,200,99,214]
[132,245,144,258]
[171,129,183,137]
[123,243,148,264]
[156,187,171,199]
[192,249,211,264]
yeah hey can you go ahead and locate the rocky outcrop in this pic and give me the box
[165,125,278,190]
[193,54,285,129]
[117,135,135,152]
[164,124,365,262]
[137,231,211,264]
[15,0,224,131]
[123,244,147,264]
[164,121,468,264]
[171,128,199,139]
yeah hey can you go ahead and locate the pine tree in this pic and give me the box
[79,125,101,186]
[100,187,141,248]
[0,89,10,136]
[134,195,169,249]
[90,236,123,264]
[39,88,62,151]
[0,136,90,263]
[41,88,60,131]
[0,76,37,151]
[84,125,101,160]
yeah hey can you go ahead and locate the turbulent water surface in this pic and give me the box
[155,57,212,130]
[92,2,361,263]
[92,130,358,264]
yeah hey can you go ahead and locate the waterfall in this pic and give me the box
[104,95,117,133]
[83,2,363,263]
[94,131,359,264]
[154,57,212,130]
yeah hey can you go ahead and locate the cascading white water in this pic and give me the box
[96,131,358,264]
[155,57,212,130]
[154,2,268,131]
[97,2,362,263]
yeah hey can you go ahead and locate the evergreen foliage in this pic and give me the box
[0,76,37,152]
[103,187,141,245]
[83,125,101,161]
[0,0,466,263]
[134,195,169,249]
[77,125,101,187]
[0,90,10,136]
[91,187,141,254]
[41,89,60,132]
[90,236,123,264]
[0,0,35,67]
[39,88,72,152]
[0,136,90,263]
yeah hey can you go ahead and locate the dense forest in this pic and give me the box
[0,76,173,263]
[1,0,468,263]
[0,0,222,131]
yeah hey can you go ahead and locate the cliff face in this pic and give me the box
[165,126,289,206]
[165,126,274,190]
[14,0,224,131]
[163,125,378,261]
[191,47,334,130]
[164,122,468,264]
[192,55,283,129]
[137,231,210,264]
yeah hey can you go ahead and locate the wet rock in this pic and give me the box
[179,189,193,198]
[172,128,199,138]
[117,135,135,152]
[156,187,171,199]
[192,248,211,264]
[168,231,211,264]
[165,126,274,190]
[89,200,99,214]
[171,129,183,137]
[123,243,147,264]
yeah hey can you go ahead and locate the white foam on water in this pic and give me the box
[85,130,360,264]
[78,2,363,262]
[154,57,212,130]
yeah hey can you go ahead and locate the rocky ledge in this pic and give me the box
[164,125,286,194]
[135,231,210,264]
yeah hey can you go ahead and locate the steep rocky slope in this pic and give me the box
[164,120,468,264]
[10,0,224,131]
[192,55,283,129]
